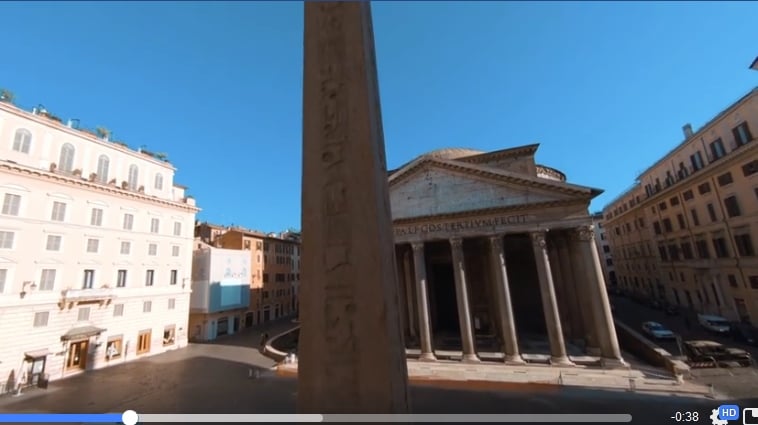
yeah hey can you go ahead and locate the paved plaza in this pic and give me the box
[1,319,754,424]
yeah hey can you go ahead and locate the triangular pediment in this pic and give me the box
[0,256,16,264]
[389,159,594,220]
[77,259,102,266]
[34,258,64,265]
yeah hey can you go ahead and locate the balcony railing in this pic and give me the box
[59,287,116,309]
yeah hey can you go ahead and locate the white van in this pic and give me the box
[697,314,731,333]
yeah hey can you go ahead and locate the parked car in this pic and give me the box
[730,323,758,346]
[642,321,676,340]
[697,314,731,334]
[682,340,752,366]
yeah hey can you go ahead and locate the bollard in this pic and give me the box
[628,378,636,392]
[709,384,715,399]
[675,374,684,385]
[558,372,563,385]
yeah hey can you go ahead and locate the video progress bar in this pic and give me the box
[140,414,632,422]
[0,413,633,423]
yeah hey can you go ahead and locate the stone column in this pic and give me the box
[530,231,573,366]
[547,241,572,339]
[402,250,417,339]
[412,242,435,361]
[395,247,408,343]
[575,225,627,368]
[488,235,525,364]
[555,235,587,344]
[299,2,409,413]
[567,235,600,355]
[450,237,480,362]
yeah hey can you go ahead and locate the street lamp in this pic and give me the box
[750,56,758,71]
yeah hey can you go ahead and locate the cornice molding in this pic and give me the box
[392,198,587,225]
[0,162,199,213]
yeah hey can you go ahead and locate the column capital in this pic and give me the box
[411,242,425,252]
[573,225,595,242]
[530,231,547,249]
[488,235,504,250]
[449,237,463,249]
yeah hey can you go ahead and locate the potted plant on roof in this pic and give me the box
[95,126,111,140]
[0,88,14,104]
[154,152,168,162]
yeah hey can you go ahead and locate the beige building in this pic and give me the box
[0,97,198,393]
[603,86,758,324]
[389,146,625,367]
[592,212,617,288]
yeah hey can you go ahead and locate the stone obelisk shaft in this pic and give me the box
[298,2,410,414]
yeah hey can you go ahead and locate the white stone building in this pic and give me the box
[0,100,199,393]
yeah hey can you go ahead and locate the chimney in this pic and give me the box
[682,123,693,139]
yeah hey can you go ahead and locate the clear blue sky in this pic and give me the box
[2,2,756,233]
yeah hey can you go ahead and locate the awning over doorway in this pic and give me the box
[60,325,106,341]
[24,349,51,359]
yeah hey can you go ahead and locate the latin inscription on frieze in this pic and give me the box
[394,214,532,237]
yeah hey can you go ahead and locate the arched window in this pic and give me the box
[12,129,32,153]
[58,143,75,172]
[127,165,139,190]
[154,173,163,190]
[96,155,110,183]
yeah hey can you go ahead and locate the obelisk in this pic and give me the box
[297,1,410,414]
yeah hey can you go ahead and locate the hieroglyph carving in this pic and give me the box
[317,2,359,399]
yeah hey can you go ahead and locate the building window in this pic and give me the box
[117,270,127,287]
[123,213,134,230]
[733,122,753,147]
[113,304,124,317]
[658,202,667,211]
[145,270,154,286]
[2,193,20,216]
[90,208,104,226]
[33,312,49,327]
[12,129,32,153]
[171,246,180,257]
[690,209,700,226]
[680,242,694,259]
[735,233,755,257]
[263,273,269,283]
[143,300,152,313]
[662,218,673,233]
[723,196,741,217]
[51,201,66,221]
[148,243,157,256]
[168,298,176,310]
[39,269,56,290]
[606,258,613,266]
[0,268,6,293]
[658,245,668,261]
[58,143,75,173]
[709,138,726,160]
[128,165,139,190]
[668,244,680,261]
[712,237,729,258]
[742,159,758,177]
[137,330,151,354]
[691,152,705,171]
[82,269,95,289]
[695,240,710,259]
[173,222,181,236]
[728,274,738,288]
[86,238,100,253]
[46,235,62,251]
[697,182,711,195]
[653,221,662,235]
[603,245,610,253]
[120,241,131,255]
[170,270,178,285]
[105,336,123,360]
[77,307,90,321]
[150,218,160,234]
[154,173,164,190]
[163,325,176,346]
[682,190,694,201]
[676,214,686,230]
[717,172,733,186]
[96,155,110,183]
[750,276,758,290]
[707,203,717,222]
[669,196,679,206]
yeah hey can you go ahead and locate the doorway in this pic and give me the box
[65,340,88,371]
[233,316,240,333]
[26,357,46,386]
[263,308,271,322]
[245,313,254,328]
[430,263,460,338]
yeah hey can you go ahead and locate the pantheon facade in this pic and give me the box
[389,145,626,368]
